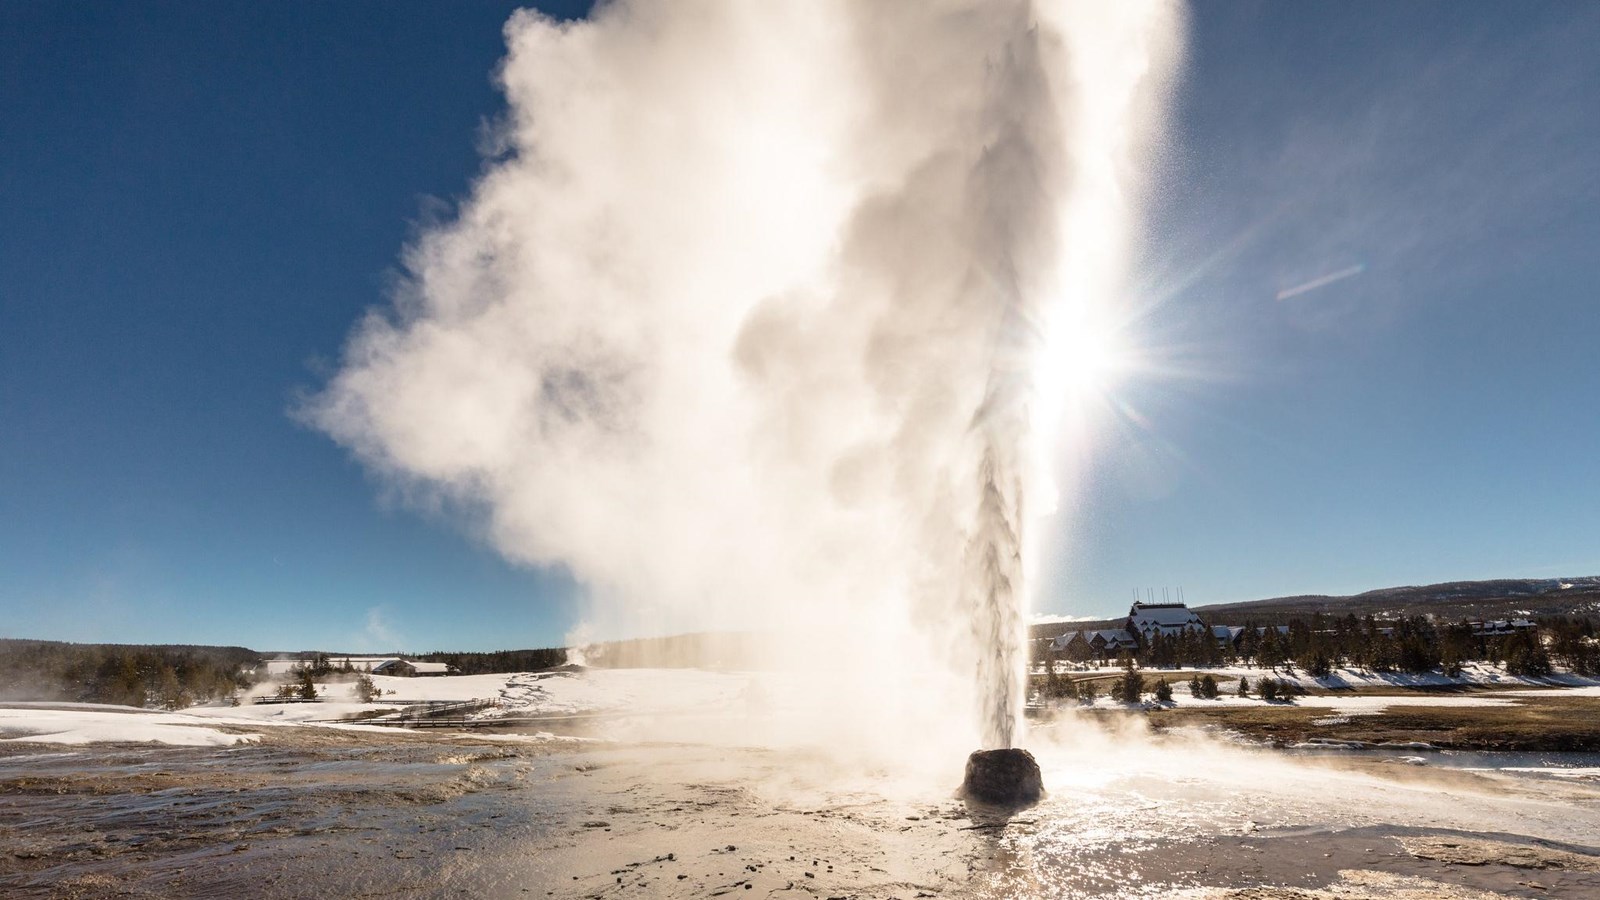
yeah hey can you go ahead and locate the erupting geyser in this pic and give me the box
[307,0,1181,769]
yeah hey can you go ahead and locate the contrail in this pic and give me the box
[1276,263,1366,300]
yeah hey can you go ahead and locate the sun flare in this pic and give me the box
[1037,306,1134,406]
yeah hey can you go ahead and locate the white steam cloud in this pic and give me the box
[306,0,1181,757]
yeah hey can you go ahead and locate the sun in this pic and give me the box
[1035,305,1133,406]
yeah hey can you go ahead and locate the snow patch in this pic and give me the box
[0,708,260,747]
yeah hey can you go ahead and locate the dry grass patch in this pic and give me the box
[1148,695,1600,751]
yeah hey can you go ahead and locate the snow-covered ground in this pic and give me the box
[0,705,261,747]
[5,663,1599,747]
[0,668,759,746]
[187,667,754,723]
[1118,691,1522,714]
[1045,661,1600,716]
[1231,660,1600,692]
[1053,689,1525,715]
[1055,660,1600,691]
[185,672,532,724]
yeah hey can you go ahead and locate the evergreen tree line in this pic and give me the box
[1043,614,1598,678]
[1037,656,1308,705]
[0,639,260,709]
[415,647,566,674]
[272,647,567,677]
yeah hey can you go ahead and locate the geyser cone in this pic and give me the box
[959,747,1043,807]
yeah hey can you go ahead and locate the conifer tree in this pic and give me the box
[1057,675,1079,701]
[1258,627,1285,671]
[296,668,318,701]
[1114,668,1144,704]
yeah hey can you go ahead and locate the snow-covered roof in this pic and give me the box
[1051,629,1138,651]
[1127,602,1204,634]
[1470,618,1536,634]
[257,656,419,675]
[1227,624,1291,635]
[367,658,453,674]
[1062,629,1139,646]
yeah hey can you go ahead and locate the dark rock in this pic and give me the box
[958,748,1043,807]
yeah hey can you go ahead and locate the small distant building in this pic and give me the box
[1211,624,1244,646]
[1051,628,1140,660]
[369,659,455,677]
[1468,618,1536,636]
[369,659,415,677]
[1213,623,1291,647]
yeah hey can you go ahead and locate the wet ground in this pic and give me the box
[4,722,1600,898]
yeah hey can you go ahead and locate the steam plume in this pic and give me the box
[306,0,1181,756]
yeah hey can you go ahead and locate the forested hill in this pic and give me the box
[0,639,260,707]
[1193,577,1600,626]
[1032,576,1600,640]
[0,640,566,706]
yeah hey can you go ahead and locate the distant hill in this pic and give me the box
[1194,577,1600,625]
[1030,576,1600,640]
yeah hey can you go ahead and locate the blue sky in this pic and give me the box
[3,2,1598,650]
[1054,1,1600,609]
